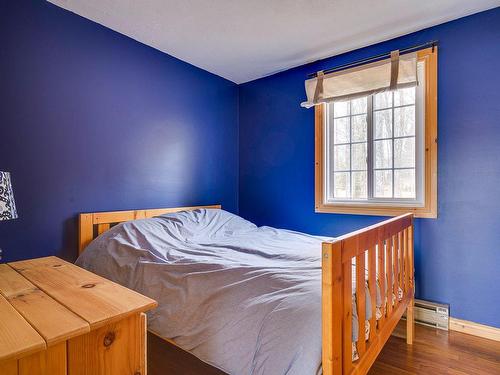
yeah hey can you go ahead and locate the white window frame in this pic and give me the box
[324,62,425,207]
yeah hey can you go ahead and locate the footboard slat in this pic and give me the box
[377,238,385,330]
[386,237,393,317]
[355,253,366,357]
[368,246,377,341]
[342,260,353,374]
[393,234,399,310]
[398,231,404,294]
[403,229,408,293]
[409,226,414,290]
[322,213,414,375]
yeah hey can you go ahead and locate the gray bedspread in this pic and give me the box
[76,209,375,375]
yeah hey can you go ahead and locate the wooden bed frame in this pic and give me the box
[78,205,414,375]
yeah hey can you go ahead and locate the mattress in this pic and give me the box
[76,208,387,375]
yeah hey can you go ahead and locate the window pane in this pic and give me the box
[394,137,415,168]
[334,101,350,118]
[394,87,415,106]
[374,91,392,110]
[374,109,392,139]
[374,170,392,198]
[334,117,350,144]
[351,115,367,142]
[334,172,350,198]
[394,169,415,198]
[394,106,415,137]
[374,139,392,168]
[352,171,367,199]
[351,97,367,115]
[334,145,350,170]
[352,143,367,170]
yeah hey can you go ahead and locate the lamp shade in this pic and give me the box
[0,171,17,221]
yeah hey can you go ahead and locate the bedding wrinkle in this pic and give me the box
[249,298,286,375]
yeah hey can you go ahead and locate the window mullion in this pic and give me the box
[349,107,353,199]
[367,96,374,199]
[391,91,395,198]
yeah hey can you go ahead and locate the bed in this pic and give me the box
[77,205,414,375]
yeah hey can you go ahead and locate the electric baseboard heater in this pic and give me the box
[403,299,449,330]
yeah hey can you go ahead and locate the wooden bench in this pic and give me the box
[0,256,157,375]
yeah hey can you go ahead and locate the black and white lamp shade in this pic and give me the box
[0,171,17,221]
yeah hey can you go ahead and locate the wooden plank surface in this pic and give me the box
[68,313,144,375]
[399,232,404,293]
[406,300,414,345]
[91,205,222,225]
[392,235,399,310]
[403,233,407,294]
[338,214,413,262]
[18,341,66,375]
[408,225,414,289]
[97,223,110,235]
[342,260,353,373]
[79,213,94,253]
[369,320,500,375]
[0,264,89,346]
[368,246,377,341]
[9,256,157,329]
[321,243,334,375]
[0,359,17,375]
[0,264,34,297]
[330,243,344,375]
[140,313,147,375]
[386,238,393,317]
[377,239,386,329]
[321,242,343,375]
[356,252,366,357]
[0,294,46,362]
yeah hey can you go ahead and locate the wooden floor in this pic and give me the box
[369,322,500,374]
[148,323,500,375]
[148,333,226,375]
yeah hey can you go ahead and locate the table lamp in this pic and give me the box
[0,171,17,261]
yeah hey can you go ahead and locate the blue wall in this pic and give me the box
[0,0,238,262]
[2,1,499,328]
[239,8,500,327]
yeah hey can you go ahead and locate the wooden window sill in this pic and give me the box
[315,203,436,218]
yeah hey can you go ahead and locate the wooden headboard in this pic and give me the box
[78,204,221,255]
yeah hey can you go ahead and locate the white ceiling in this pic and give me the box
[48,0,499,83]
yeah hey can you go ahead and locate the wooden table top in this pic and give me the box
[0,256,157,363]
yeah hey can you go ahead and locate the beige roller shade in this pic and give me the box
[301,51,417,108]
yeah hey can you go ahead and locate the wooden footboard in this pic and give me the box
[322,213,414,375]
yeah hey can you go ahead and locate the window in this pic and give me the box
[328,85,422,202]
[315,48,437,218]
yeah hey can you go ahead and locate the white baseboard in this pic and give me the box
[449,317,500,342]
